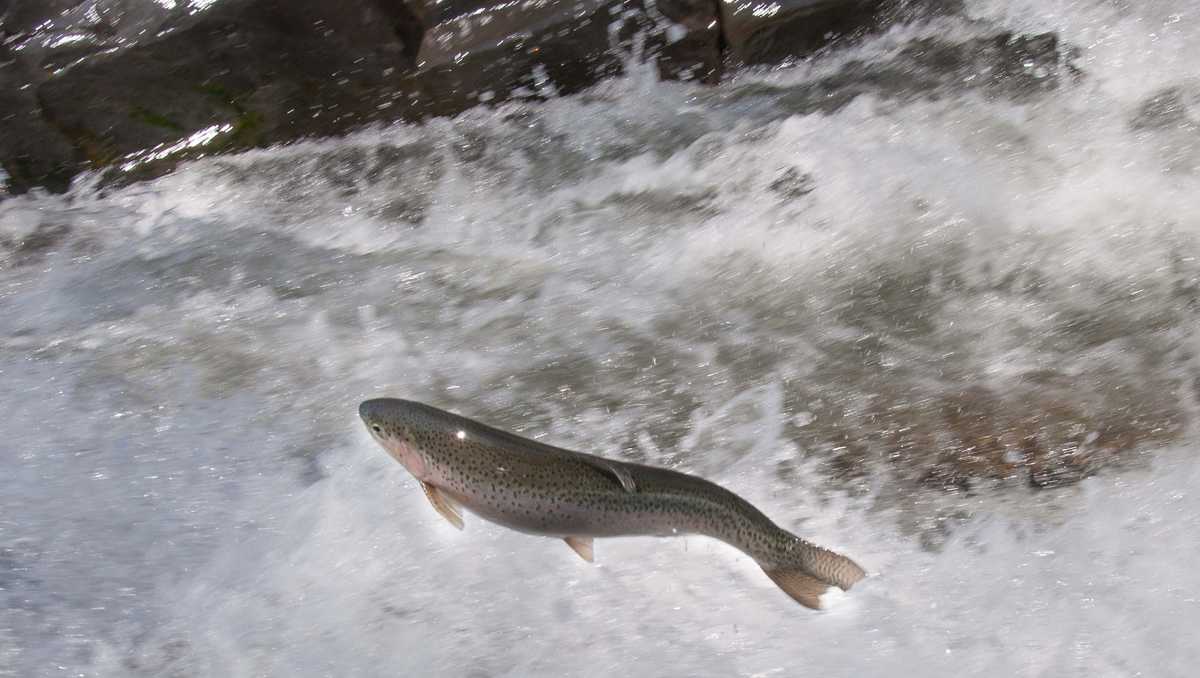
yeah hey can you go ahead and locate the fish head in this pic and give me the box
[359,398,433,478]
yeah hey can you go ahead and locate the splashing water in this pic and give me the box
[4,1,1200,676]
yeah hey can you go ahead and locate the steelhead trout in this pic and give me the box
[359,398,866,609]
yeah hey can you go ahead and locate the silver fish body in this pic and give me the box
[359,398,866,608]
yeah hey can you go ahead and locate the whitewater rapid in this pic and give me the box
[3,1,1200,676]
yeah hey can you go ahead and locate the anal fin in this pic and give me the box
[564,537,594,562]
[421,481,464,530]
[762,566,831,610]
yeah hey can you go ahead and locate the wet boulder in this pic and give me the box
[33,0,423,186]
[0,51,78,194]
[720,0,884,66]
[404,0,721,120]
[5,0,726,193]
[1,0,1054,194]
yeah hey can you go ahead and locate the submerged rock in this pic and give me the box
[720,31,1080,117]
[1129,88,1192,131]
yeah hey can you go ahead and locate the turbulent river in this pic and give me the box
[4,1,1200,676]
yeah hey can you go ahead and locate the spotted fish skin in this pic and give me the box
[359,398,866,608]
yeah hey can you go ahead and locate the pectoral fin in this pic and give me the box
[421,481,464,530]
[564,536,594,562]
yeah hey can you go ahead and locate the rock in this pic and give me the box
[403,0,720,119]
[404,0,626,118]
[35,0,422,186]
[0,52,78,194]
[654,0,723,82]
[10,0,726,192]
[786,373,1184,493]
[1,0,1073,194]
[720,0,884,66]
[834,31,1077,105]
[1,0,179,74]
[0,0,115,194]
[720,30,1080,116]
[2,1,89,39]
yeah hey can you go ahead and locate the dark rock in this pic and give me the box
[653,0,723,83]
[9,0,726,192]
[403,0,625,118]
[876,0,964,22]
[720,0,884,66]
[0,54,79,194]
[35,0,422,187]
[405,0,720,119]
[403,0,718,84]
[1,1,89,39]
[0,0,191,193]
[1,0,1077,194]
[2,0,178,74]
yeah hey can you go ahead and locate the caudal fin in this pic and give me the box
[762,567,831,609]
[761,541,866,610]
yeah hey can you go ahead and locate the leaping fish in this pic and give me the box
[358,398,866,609]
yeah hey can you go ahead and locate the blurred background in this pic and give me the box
[3,0,1199,676]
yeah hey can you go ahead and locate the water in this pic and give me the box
[4,1,1200,675]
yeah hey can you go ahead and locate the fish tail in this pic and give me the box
[760,538,866,610]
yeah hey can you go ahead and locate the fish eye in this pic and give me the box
[371,424,382,433]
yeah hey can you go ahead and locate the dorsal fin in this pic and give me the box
[595,460,637,493]
[451,411,637,492]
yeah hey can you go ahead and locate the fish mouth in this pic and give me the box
[358,400,392,437]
